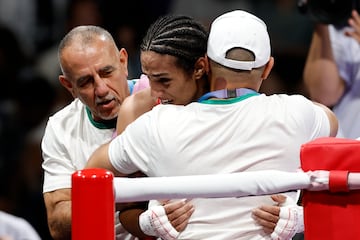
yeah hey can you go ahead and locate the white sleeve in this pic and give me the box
[108,134,139,174]
[287,95,331,139]
[42,119,74,193]
[309,103,331,138]
[108,115,152,175]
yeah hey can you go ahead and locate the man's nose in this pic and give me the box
[94,76,109,96]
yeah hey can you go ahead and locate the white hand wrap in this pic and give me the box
[271,197,304,240]
[139,205,179,240]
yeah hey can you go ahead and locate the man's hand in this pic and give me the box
[252,194,304,240]
[162,200,194,232]
[252,195,285,234]
[139,200,194,240]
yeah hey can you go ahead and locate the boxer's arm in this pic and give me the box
[117,88,157,135]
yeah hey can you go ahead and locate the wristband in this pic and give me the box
[329,170,349,192]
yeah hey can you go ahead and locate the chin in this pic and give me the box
[98,110,118,121]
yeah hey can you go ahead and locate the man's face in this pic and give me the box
[141,51,199,105]
[60,37,129,121]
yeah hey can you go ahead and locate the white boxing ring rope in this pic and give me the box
[113,170,310,203]
[71,168,315,240]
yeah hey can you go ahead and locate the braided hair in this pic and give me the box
[140,14,208,74]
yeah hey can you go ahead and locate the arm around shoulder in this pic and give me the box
[86,142,120,174]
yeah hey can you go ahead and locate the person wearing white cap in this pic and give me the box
[87,10,338,239]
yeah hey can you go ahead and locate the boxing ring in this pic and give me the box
[72,137,360,240]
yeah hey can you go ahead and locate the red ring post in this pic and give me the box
[72,168,115,240]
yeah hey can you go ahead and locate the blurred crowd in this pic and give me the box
[0,0,313,238]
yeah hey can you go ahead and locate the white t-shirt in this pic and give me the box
[109,93,331,240]
[42,98,116,192]
[329,25,360,139]
[41,79,147,240]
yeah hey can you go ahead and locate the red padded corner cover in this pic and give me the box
[300,137,360,240]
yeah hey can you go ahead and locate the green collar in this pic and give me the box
[86,107,116,129]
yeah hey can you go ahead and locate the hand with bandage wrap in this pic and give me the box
[270,197,304,240]
[139,199,194,240]
[139,205,179,240]
[252,194,303,240]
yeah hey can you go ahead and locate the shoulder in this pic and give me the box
[273,94,329,119]
[279,93,310,102]
[147,104,187,120]
[263,94,320,115]
[45,99,85,132]
[122,88,157,116]
[49,98,84,119]
[260,93,310,105]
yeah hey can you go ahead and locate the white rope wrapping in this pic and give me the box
[114,170,310,203]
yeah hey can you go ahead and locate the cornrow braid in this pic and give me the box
[141,14,208,73]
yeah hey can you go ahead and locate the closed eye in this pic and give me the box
[99,66,115,78]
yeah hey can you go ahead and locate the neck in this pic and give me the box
[198,88,258,102]
[196,77,211,100]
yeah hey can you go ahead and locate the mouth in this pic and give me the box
[96,98,116,108]
[98,99,113,105]
[160,99,173,104]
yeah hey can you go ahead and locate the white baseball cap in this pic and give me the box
[207,10,271,70]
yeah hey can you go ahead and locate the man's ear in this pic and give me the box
[59,75,76,98]
[261,56,274,80]
[119,48,129,78]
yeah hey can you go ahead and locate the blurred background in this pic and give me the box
[0,0,313,238]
